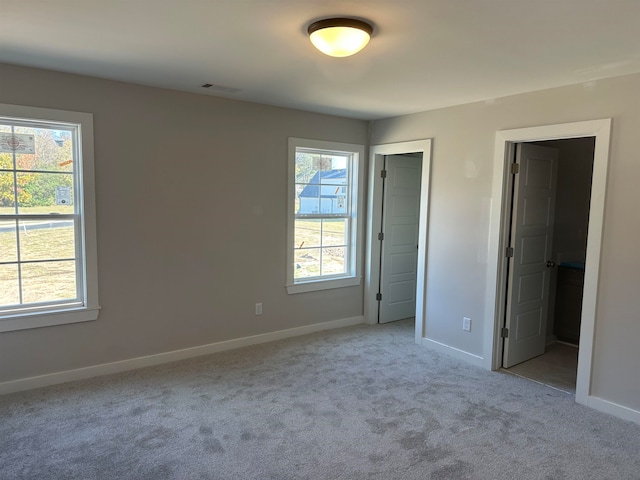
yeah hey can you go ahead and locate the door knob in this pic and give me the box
[546,261,556,268]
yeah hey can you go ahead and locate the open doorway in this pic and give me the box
[365,140,432,345]
[487,118,611,407]
[502,137,595,393]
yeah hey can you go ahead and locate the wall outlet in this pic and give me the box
[463,317,471,332]
[255,303,263,315]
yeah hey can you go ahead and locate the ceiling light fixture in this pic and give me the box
[307,18,373,58]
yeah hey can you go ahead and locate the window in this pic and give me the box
[0,104,99,332]
[287,138,364,294]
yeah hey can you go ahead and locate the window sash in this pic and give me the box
[0,116,85,316]
[0,215,84,313]
[288,139,363,291]
[295,213,349,219]
[294,161,353,280]
[294,215,351,281]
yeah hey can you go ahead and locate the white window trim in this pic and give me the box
[0,103,100,332]
[286,138,364,294]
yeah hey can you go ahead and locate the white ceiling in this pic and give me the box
[1,0,640,120]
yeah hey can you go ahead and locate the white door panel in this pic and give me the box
[393,165,422,189]
[520,235,547,264]
[522,196,553,226]
[515,308,543,341]
[391,252,417,275]
[379,155,422,324]
[503,143,558,367]
[391,194,419,216]
[518,272,545,302]
[389,280,415,303]
[390,224,418,246]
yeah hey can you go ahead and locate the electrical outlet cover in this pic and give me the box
[463,317,471,331]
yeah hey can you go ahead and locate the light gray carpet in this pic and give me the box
[1,320,639,480]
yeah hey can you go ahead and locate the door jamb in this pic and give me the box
[485,119,611,406]
[365,140,432,346]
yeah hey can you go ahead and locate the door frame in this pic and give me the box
[365,140,432,345]
[485,119,611,405]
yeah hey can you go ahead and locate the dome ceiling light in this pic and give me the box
[307,18,373,58]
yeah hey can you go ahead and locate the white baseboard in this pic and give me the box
[583,395,640,426]
[0,316,364,395]
[421,337,485,368]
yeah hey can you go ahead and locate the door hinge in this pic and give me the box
[501,327,509,338]
[378,232,384,241]
[380,169,387,178]
[506,246,514,258]
[376,293,382,301]
[511,163,520,174]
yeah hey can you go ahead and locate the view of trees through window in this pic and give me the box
[0,123,78,308]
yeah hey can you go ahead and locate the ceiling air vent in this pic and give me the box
[200,83,241,94]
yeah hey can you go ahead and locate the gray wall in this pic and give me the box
[0,63,368,382]
[371,73,640,412]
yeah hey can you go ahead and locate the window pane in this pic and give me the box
[0,172,16,209]
[0,264,20,306]
[321,247,346,276]
[18,220,76,261]
[294,248,320,279]
[0,152,12,169]
[295,183,319,214]
[13,126,74,172]
[295,219,321,249]
[0,220,18,262]
[296,151,349,184]
[322,219,348,247]
[21,260,77,304]
[318,166,348,186]
[297,172,348,215]
[296,150,350,215]
[16,172,74,214]
[295,153,322,184]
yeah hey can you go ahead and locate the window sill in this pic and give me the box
[286,276,362,294]
[0,306,101,333]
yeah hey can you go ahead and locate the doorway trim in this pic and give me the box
[365,139,432,345]
[485,119,611,407]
